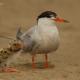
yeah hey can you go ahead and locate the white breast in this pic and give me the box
[32,18,60,51]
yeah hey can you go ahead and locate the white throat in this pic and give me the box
[38,18,56,27]
[36,18,59,38]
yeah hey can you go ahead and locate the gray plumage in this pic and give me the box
[16,18,60,55]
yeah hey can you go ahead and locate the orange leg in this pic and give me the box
[44,54,48,68]
[1,67,18,72]
[32,55,36,68]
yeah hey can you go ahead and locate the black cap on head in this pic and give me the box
[37,11,57,20]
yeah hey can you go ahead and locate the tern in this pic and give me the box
[16,11,69,68]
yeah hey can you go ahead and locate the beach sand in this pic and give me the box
[0,0,80,80]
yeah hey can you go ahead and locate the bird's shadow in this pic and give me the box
[17,62,55,70]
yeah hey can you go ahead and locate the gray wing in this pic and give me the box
[18,25,39,52]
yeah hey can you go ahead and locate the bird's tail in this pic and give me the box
[16,27,22,40]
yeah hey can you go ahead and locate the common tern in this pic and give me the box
[16,11,69,68]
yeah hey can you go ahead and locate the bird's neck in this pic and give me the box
[38,18,56,27]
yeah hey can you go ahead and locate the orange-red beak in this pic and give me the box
[54,17,69,23]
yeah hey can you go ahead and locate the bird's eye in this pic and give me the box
[13,44,16,46]
[50,15,53,17]
[13,43,18,46]
[4,51,7,53]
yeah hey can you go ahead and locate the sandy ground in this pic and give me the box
[0,0,80,80]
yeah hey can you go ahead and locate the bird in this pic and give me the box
[16,11,69,68]
[0,40,21,72]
